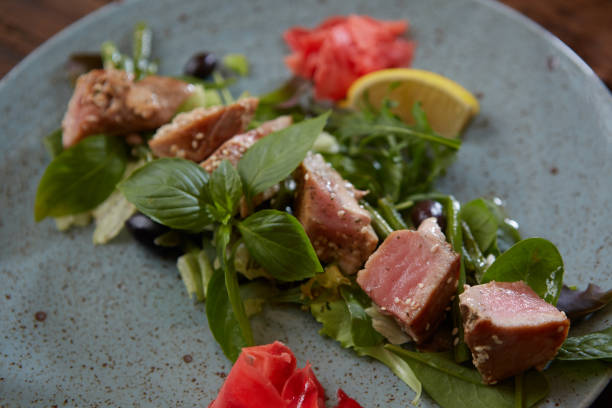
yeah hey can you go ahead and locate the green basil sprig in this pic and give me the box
[237,210,322,282]
[119,158,213,231]
[238,112,329,206]
[35,134,127,221]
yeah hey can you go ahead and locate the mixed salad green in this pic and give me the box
[34,22,612,407]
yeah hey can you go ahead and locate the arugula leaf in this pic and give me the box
[556,284,612,321]
[326,102,458,204]
[387,346,549,408]
[118,158,213,231]
[237,210,323,281]
[238,112,329,204]
[340,286,383,347]
[459,198,498,253]
[481,238,564,305]
[206,268,248,362]
[35,135,127,221]
[43,128,63,159]
[209,160,243,223]
[556,326,612,360]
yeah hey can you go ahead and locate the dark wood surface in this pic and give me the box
[0,0,611,89]
[0,0,610,405]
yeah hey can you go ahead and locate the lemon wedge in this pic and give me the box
[345,68,480,138]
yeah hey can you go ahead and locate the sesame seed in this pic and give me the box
[450,295,455,301]
[191,140,198,149]
[447,277,453,284]
[394,297,400,304]
[381,307,387,311]
[557,326,565,332]
[304,174,310,181]
[195,132,204,140]
[445,306,451,311]
[337,210,346,217]
[418,283,424,289]
[425,323,430,331]
[452,327,458,336]
[453,338,459,346]
[492,335,503,345]
[177,149,186,158]
[170,144,178,154]
[404,298,411,305]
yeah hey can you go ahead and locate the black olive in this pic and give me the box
[66,53,103,84]
[183,52,218,79]
[410,200,446,231]
[125,212,179,257]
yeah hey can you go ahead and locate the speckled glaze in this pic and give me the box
[1,0,611,406]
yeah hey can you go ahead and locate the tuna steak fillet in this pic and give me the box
[459,281,570,384]
[294,152,378,275]
[62,69,193,147]
[200,116,293,173]
[149,97,258,162]
[357,218,460,343]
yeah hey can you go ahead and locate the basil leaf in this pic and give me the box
[481,238,564,305]
[208,160,243,222]
[238,112,329,202]
[387,346,549,408]
[340,286,383,347]
[459,198,498,253]
[556,284,612,321]
[118,158,213,231]
[205,268,247,362]
[556,326,612,360]
[237,210,323,281]
[43,128,64,159]
[34,134,127,221]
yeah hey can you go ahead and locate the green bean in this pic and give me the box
[133,22,153,79]
[100,41,122,70]
[362,201,393,239]
[377,197,408,230]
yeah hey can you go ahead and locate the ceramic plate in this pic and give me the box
[1,0,611,406]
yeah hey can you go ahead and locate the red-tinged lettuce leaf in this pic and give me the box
[556,284,612,321]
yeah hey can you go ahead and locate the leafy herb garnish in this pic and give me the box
[35,134,127,221]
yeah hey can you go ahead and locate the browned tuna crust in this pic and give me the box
[294,152,378,275]
[149,97,258,162]
[62,69,193,147]
[200,116,293,173]
[460,281,570,384]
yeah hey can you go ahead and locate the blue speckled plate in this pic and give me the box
[1,0,611,406]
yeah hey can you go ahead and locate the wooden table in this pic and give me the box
[0,0,610,406]
[1,0,611,89]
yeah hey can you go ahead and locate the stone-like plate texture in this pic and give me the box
[1,0,611,406]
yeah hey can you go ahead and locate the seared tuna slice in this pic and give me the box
[459,281,570,384]
[62,69,193,147]
[294,152,378,274]
[200,116,293,173]
[357,218,460,343]
[149,97,258,162]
